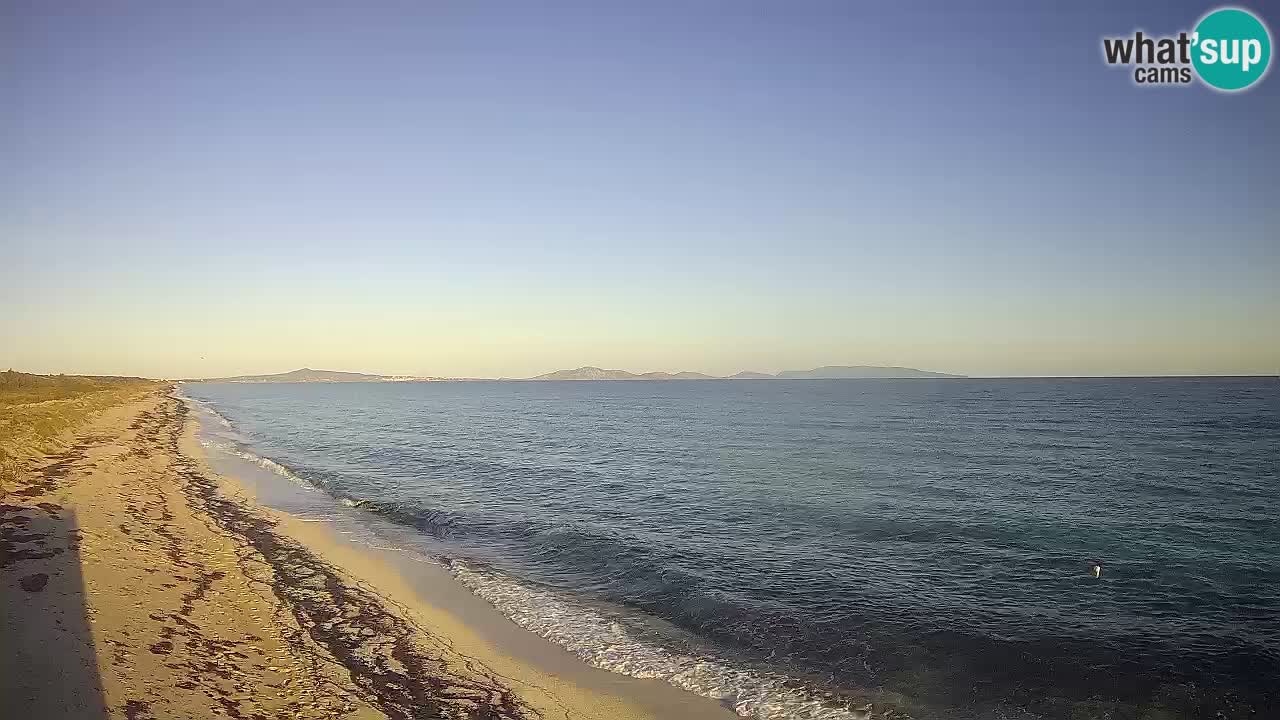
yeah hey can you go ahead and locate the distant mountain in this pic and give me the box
[774,365,962,379]
[525,365,963,381]
[527,367,722,381]
[640,371,719,380]
[189,368,433,383]
[190,365,963,383]
[529,366,641,381]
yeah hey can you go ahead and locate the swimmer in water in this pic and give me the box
[1091,563,1102,578]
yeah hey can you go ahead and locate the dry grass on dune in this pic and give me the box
[0,370,161,494]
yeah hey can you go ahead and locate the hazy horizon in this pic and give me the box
[6,362,1277,382]
[4,2,1277,379]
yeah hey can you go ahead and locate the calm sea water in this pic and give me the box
[180,378,1280,720]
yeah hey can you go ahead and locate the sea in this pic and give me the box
[178,378,1280,720]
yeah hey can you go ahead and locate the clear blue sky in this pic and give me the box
[2,1,1277,377]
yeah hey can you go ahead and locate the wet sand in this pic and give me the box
[1,387,734,719]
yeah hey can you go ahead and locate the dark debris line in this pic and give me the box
[138,394,541,720]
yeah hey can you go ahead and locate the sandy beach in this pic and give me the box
[1,386,733,720]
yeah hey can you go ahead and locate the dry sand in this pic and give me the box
[2,388,734,719]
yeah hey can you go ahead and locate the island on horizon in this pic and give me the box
[184,365,966,383]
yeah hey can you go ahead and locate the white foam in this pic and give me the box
[197,438,317,491]
[205,406,235,429]
[179,392,236,429]
[450,562,882,720]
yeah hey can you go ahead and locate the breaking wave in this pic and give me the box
[178,390,236,429]
[450,561,885,720]
[197,438,317,491]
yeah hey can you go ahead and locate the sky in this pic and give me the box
[2,1,1277,378]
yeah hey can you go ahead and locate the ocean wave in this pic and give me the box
[197,438,318,491]
[180,393,237,429]
[450,561,887,720]
[353,500,463,539]
[206,406,236,429]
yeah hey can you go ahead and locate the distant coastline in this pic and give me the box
[181,368,447,384]
[523,365,964,381]
[184,365,966,383]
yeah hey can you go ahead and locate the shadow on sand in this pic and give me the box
[1,506,107,718]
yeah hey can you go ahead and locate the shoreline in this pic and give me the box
[2,386,733,719]
[182,392,901,720]
[178,391,738,720]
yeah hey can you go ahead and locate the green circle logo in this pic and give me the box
[1192,7,1272,91]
